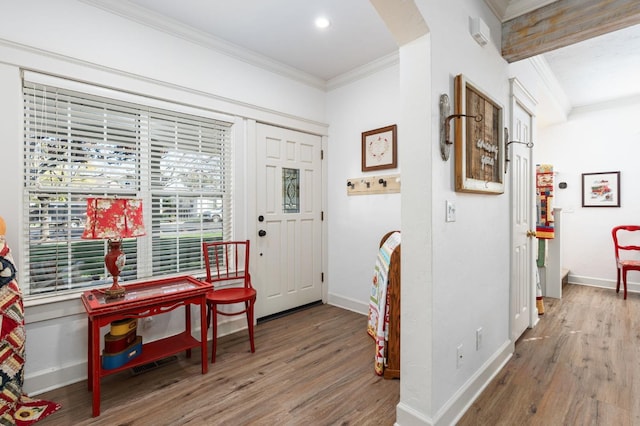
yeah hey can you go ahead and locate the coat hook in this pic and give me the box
[347,181,354,188]
[378,178,387,187]
[503,127,534,173]
[439,94,483,161]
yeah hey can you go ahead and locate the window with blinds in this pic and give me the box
[22,80,232,296]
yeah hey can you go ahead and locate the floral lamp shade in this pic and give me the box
[81,198,145,298]
[82,198,146,240]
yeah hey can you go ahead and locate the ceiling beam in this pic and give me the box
[502,0,640,62]
[370,0,429,46]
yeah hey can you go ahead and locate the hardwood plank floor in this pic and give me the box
[36,284,633,425]
[36,304,399,425]
[459,283,640,425]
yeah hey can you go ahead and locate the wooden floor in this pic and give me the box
[459,283,640,425]
[37,304,399,425]
[36,283,637,425]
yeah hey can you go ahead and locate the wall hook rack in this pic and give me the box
[439,94,483,161]
[347,173,400,195]
[503,127,534,173]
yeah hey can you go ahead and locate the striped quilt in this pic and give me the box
[367,232,401,375]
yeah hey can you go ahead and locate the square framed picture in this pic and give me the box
[361,124,397,172]
[581,171,620,207]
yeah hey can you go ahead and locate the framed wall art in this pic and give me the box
[454,74,504,194]
[581,171,620,207]
[361,124,397,172]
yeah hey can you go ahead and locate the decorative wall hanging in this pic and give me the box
[362,124,397,172]
[581,171,620,207]
[536,164,555,239]
[454,75,504,194]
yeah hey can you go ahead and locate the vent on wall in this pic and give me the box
[470,17,490,46]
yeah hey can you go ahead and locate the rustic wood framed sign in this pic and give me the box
[361,124,397,172]
[454,75,504,194]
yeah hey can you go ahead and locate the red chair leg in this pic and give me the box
[616,268,621,294]
[211,304,218,363]
[623,270,628,300]
[248,299,255,353]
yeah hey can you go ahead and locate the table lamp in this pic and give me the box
[82,198,146,298]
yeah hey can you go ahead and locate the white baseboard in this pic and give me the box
[24,316,249,396]
[438,340,513,425]
[24,361,86,396]
[568,274,640,295]
[327,292,368,315]
[395,340,513,426]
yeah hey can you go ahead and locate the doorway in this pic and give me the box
[509,78,537,341]
[254,123,323,318]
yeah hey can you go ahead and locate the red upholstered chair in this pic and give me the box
[202,240,256,362]
[612,226,640,300]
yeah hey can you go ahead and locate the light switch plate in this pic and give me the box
[446,200,456,222]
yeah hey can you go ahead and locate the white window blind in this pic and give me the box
[22,79,232,296]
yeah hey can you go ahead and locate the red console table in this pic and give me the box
[81,275,209,417]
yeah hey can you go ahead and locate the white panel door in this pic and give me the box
[255,123,322,318]
[510,100,535,341]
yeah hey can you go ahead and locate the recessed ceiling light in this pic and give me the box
[315,17,330,29]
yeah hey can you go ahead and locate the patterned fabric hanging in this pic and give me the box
[367,232,401,376]
[0,234,61,425]
[536,164,555,239]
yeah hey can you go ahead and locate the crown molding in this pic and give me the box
[326,52,399,91]
[529,55,571,116]
[570,93,640,117]
[80,0,327,90]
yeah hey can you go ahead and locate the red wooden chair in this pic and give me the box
[612,225,640,300]
[202,240,256,362]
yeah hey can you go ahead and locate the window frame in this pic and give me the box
[21,76,234,298]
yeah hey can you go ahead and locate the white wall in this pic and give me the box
[0,1,545,423]
[0,0,328,395]
[328,0,524,423]
[537,101,640,291]
[422,0,513,420]
[326,64,401,312]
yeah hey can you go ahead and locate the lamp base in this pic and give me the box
[104,239,127,299]
[104,286,126,299]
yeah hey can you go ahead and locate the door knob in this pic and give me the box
[258,230,267,237]
[526,230,537,238]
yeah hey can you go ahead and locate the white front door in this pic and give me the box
[255,124,323,319]
[510,86,536,341]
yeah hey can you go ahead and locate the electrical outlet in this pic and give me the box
[456,344,464,368]
[446,200,456,222]
[476,327,483,350]
[143,316,153,330]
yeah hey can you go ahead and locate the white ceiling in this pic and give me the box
[543,24,640,109]
[110,0,399,82]
[90,0,639,114]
